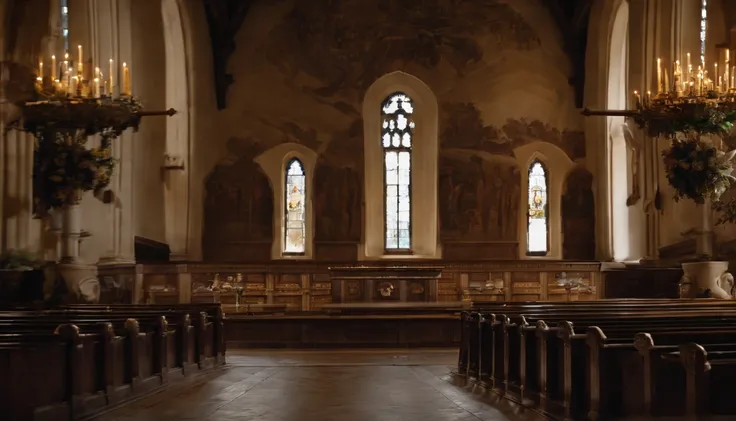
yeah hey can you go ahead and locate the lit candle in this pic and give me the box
[38,61,43,78]
[687,53,691,81]
[664,69,670,93]
[77,45,83,73]
[109,59,114,93]
[94,78,100,98]
[51,55,56,80]
[633,90,641,109]
[123,62,131,95]
[657,58,662,94]
[715,63,719,91]
[646,90,651,107]
[71,76,78,93]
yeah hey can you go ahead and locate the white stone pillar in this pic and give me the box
[162,0,191,261]
[95,0,135,265]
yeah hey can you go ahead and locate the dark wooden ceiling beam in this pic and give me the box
[203,0,253,110]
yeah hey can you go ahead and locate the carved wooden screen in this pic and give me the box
[284,158,306,254]
[382,93,414,251]
[527,160,549,255]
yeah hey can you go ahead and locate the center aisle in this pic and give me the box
[93,350,534,421]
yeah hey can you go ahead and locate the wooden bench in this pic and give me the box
[456,300,736,420]
[0,304,225,421]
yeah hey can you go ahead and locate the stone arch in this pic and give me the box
[585,0,627,260]
[607,0,635,261]
[161,0,191,260]
[513,141,575,259]
[362,71,439,259]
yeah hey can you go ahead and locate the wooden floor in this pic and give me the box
[91,350,534,421]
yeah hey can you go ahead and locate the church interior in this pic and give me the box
[3,0,736,420]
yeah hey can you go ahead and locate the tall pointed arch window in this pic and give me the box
[284,158,306,254]
[527,161,549,256]
[382,93,414,251]
[701,0,707,66]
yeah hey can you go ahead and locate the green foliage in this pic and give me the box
[635,102,736,139]
[12,96,143,216]
[0,249,42,270]
[33,132,116,214]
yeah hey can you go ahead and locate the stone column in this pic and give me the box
[162,0,191,261]
[94,0,135,265]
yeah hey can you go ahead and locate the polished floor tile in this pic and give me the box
[94,350,531,421]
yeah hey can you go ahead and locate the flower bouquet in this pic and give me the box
[661,132,736,204]
[33,133,115,215]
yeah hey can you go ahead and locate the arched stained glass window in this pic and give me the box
[527,160,549,256]
[382,93,414,251]
[701,0,707,66]
[284,158,306,254]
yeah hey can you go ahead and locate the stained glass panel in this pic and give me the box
[701,0,707,63]
[382,93,413,250]
[284,159,306,254]
[527,161,548,255]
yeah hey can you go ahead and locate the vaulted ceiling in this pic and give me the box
[202,0,592,110]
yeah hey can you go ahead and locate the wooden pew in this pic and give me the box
[674,342,736,417]
[457,300,736,420]
[0,304,225,421]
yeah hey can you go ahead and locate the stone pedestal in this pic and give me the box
[680,261,734,299]
[57,196,100,302]
[58,263,100,302]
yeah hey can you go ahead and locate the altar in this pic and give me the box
[328,266,444,303]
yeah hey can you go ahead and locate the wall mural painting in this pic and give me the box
[265,0,540,107]
[439,102,586,160]
[203,139,273,259]
[439,156,520,241]
[562,167,595,260]
[439,103,511,155]
[314,162,362,242]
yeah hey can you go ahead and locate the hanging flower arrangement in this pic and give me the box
[33,131,116,214]
[661,133,736,204]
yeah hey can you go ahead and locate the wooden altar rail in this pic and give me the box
[96,261,684,308]
[458,300,736,420]
[97,261,607,308]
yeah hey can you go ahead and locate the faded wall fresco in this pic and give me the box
[201,0,586,259]
[562,167,595,260]
[203,138,273,261]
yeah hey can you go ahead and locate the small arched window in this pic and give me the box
[284,158,306,254]
[527,160,549,256]
[382,92,414,251]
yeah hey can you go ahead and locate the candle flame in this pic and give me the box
[51,55,55,59]
[123,62,127,67]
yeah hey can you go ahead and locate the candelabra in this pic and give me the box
[1,44,176,303]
